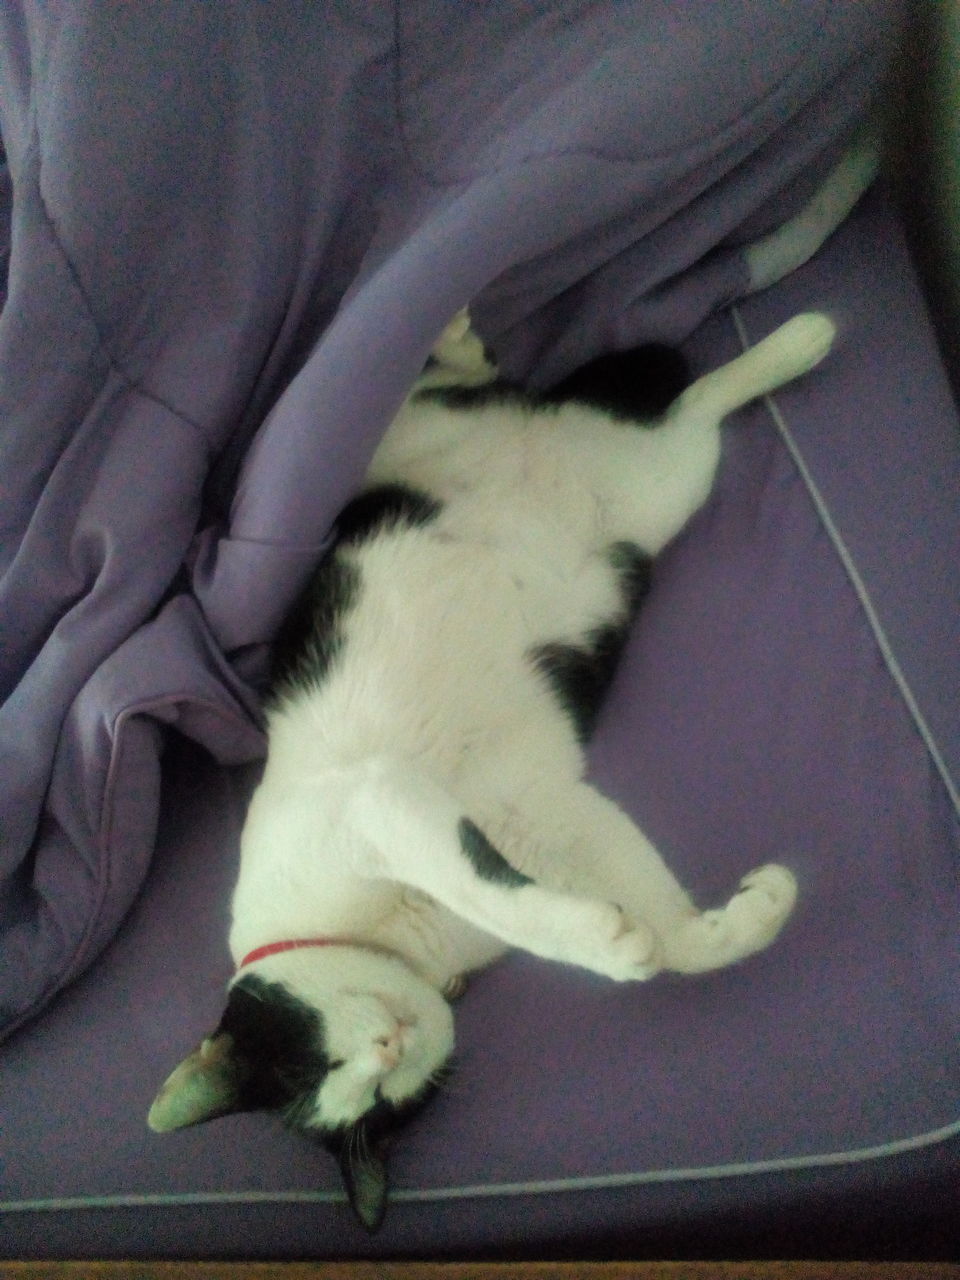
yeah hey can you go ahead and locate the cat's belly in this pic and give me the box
[358,517,621,661]
[297,528,616,768]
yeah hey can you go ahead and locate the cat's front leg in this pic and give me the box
[520,888,662,982]
[345,757,660,981]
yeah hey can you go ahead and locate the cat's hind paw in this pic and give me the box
[774,312,837,373]
[662,862,797,975]
[735,862,798,937]
[700,862,797,955]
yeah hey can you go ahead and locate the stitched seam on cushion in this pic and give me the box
[731,303,960,821]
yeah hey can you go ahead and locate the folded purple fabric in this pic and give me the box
[0,1,901,1036]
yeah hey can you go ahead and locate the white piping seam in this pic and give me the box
[4,1116,960,1213]
[5,307,959,1220]
[731,304,960,821]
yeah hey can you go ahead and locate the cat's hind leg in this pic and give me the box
[342,757,660,981]
[672,311,836,423]
[576,311,835,556]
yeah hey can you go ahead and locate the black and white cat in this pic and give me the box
[148,301,836,1229]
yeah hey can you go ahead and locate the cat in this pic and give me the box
[148,304,836,1230]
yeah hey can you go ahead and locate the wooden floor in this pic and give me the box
[3,1263,959,1279]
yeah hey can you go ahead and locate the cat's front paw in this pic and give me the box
[571,900,662,982]
[431,309,498,382]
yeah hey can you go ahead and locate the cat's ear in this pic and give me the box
[336,1123,390,1232]
[147,1032,245,1132]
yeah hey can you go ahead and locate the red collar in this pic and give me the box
[237,937,348,971]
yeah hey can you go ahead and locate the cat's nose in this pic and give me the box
[374,1029,402,1071]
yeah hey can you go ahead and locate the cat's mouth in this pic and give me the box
[343,988,418,1071]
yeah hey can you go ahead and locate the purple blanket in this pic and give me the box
[0,2,901,1037]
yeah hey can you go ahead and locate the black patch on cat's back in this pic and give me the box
[531,541,654,743]
[458,817,533,888]
[268,484,442,703]
[268,555,361,702]
[334,483,442,546]
[414,379,531,412]
[541,343,689,422]
[417,343,687,423]
[219,976,331,1113]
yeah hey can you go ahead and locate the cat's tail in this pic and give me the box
[743,127,879,293]
[658,863,798,975]
[676,312,835,423]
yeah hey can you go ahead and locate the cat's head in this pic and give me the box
[147,946,455,1230]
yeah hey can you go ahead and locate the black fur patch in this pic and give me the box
[540,343,689,422]
[531,542,654,743]
[218,976,331,1114]
[609,540,655,612]
[418,343,687,423]
[318,1076,450,1231]
[268,484,442,704]
[458,817,532,888]
[334,483,442,546]
[531,625,626,744]
[268,555,361,703]
[414,380,531,411]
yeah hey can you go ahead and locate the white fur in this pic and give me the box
[226,311,833,1130]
